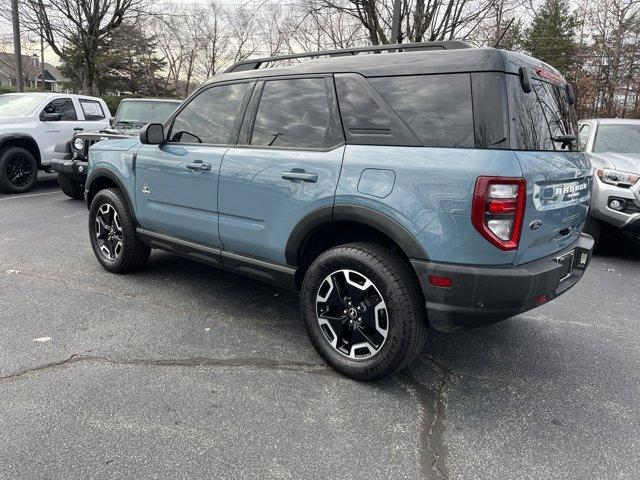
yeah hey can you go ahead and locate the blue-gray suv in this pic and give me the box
[84,42,594,380]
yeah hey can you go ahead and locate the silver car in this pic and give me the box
[579,118,640,246]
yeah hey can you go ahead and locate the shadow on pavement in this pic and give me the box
[595,229,640,261]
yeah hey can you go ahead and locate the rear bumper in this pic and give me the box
[50,159,89,181]
[411,233,594,332]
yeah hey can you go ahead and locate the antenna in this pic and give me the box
[494,18,515,48]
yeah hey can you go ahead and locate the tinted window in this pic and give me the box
[471,72,509,149]
[79,99,105,120]
[335,74,420,147]
[507,75,578,151]
[251,78,340,149]
[535,80,577,143]
[593,124,640,154]
[43,98,77,121]
[171,83,251,144]
[507,75,554,150]
[578,124,591,151]
[370,74,474,148]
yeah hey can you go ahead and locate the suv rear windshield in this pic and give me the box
[507,74,577,151]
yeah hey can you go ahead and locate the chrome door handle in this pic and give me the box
[186,161,211,171]
[282,171,318,183]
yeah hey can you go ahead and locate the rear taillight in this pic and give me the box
[472,177,527,251]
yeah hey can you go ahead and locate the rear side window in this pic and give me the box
[251,78,342,149]
[369,74,474,148]
[170,82,252,144]
[42,98,77,121]
[79,99,105,120]
[334,73,420,147]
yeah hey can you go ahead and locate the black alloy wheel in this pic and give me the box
[94,203,124,261]
[316,269,389,359]
[0,147,38,193]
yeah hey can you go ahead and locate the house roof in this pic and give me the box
[0,51,66,82]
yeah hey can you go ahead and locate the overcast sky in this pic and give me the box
[0,0,237,65]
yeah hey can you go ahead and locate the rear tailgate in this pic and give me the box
[515,151,591,265]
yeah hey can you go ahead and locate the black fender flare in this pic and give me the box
[85,167,138,225]
[0,133,42,165]
[285,204,429,266]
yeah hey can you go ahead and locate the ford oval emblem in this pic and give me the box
[529,220,543,230]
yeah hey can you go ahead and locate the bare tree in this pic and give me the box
[14,0,145,94]
[308,0,498,45]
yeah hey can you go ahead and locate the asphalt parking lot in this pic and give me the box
[1,174,639,480]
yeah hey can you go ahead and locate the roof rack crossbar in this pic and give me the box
[224,41,471,73]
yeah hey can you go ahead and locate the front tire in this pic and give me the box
[0,146,38,193]
[58,173,85,200]
[300,242,427,381]
[89,188,150,273]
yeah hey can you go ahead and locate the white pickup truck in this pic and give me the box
[0,92,109,193]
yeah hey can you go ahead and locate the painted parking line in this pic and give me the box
[0,191,62,201]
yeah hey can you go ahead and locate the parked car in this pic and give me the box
[52,98,181,199]
[0,92,109,193]
[578,118,640,247]
[83,42,594,380]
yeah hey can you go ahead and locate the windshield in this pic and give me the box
[115,101,180,126]
[593,124,640,154]
[0,94,44,117]
[507,75,578,151]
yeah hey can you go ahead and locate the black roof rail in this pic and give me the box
[224,41,472,73]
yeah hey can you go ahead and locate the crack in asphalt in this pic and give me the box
[0,354,332,381]
[400,358,458,480]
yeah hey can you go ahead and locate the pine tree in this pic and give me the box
[524,0,580,76]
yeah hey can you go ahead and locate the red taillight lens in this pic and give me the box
[472,177,527,251]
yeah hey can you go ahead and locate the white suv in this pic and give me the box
[0,92,109,193]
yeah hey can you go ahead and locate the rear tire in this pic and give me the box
[300,242,427,381]
[58,173,84,200]
[0,146,38,193]
[583,215,602,251]
[89,188,151,273]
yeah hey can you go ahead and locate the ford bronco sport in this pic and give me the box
[84,42,594,380]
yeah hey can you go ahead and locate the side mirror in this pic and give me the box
[42,112,62,121]
[109,117,115,126]
[140,123,165,145]
[566,83,576,106]
[519,66,532,93]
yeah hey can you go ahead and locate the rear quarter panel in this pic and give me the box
[336,145,523,265]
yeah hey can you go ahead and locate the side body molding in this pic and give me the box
[285,204,429,266]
